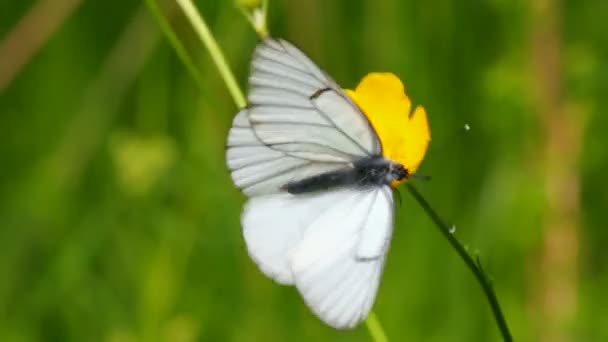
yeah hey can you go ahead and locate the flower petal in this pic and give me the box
[346,73,430,184]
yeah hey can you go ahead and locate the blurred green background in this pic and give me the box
[1,0,607,341]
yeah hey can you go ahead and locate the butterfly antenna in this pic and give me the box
[410,173,431,181]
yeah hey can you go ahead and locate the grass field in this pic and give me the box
[1,0,607,341]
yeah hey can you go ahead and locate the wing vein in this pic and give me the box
[311,91,374,156]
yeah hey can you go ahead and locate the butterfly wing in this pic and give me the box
[241,186,394,328]
[249,39,381,159]
[227,109,351,196]
[227,39,382,195]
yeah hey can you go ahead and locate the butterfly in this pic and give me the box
[226,38,430,329]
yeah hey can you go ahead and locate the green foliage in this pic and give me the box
[0,0,607,341]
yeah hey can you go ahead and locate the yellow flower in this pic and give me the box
[346,73,430,186]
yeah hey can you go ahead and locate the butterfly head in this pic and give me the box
[389,162,409,182]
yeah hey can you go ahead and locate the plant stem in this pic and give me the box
[406,184,513,342]
[175,0,246,108]
[145,0,205,91]
[365,311,388,342]
[238,0,269,39]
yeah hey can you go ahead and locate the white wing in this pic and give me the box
[226,39,382,195]
[248,39,381,159]
[227,109,349,196]
[241,186,394,328]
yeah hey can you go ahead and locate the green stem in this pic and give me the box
[238,0,269,38]
[145,0,205,90]
[406,184,513,342]
[175,0,246,108]
[365,311,388,342]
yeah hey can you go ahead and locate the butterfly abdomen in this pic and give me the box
[283,168,358,194]
[284,156,407,194]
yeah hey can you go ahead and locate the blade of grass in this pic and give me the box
[175,0,246,108]
[44,6,160,193]
[145,0,205,90]
[0,0,84,93]
[365,311,388,342]
[406,184,512,341]
[237,0,269,38]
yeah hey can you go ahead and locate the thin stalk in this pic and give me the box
[175,0,246,108]
[237,0,269,38]
[365,311,388,342]
[406,184,513,342]
[145,0,205,90]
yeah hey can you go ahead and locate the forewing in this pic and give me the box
[248,39,381,158]
[289,186,394,329]
[227,109,347,196]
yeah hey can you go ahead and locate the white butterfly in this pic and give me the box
[226,39,408,329]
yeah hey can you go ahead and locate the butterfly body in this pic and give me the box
[284,157,408,194]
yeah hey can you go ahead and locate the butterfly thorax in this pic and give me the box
[283,156,407,195]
